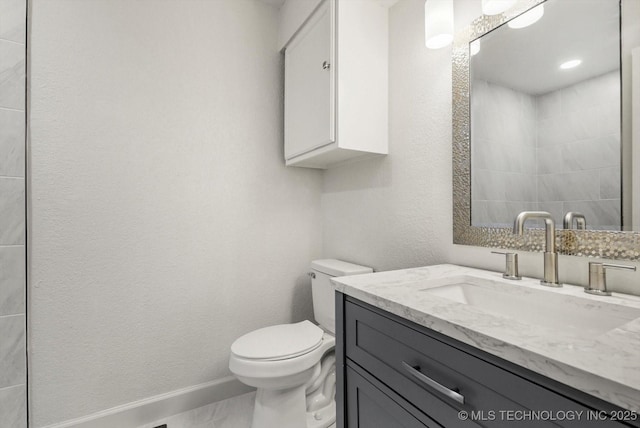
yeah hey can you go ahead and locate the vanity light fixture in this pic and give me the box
[560,59,582,70]
[470,39,481,56]
[481,0,516,16]
[507,4,544,29]
[425,0,454,49]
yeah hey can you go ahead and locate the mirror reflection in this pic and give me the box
[470,0,622,230]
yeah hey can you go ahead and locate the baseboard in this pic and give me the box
[41,376,254,428]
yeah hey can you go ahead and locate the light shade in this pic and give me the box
[507,4,544,29]
[482,0,516,15]
[425,0,454,49]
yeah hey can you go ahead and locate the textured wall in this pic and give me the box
[322,0,640,295]
[28,1,322,426]
[0,0,27,426]
[321,0,453,272]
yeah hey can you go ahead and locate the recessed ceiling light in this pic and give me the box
[560,59,582,70]
[508,4,544,29]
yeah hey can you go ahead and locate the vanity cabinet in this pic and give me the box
[336,294,640,428]
[281,0,388,169]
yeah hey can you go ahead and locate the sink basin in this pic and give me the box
[422,275,640,337]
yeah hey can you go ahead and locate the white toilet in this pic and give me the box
[229,259,372,428]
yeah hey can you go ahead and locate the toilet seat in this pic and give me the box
[229,331,335,383]
[231,320,324,361]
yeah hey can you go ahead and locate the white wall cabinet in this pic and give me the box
[281,0,389,169]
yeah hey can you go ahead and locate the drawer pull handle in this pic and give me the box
[402,361,465,404]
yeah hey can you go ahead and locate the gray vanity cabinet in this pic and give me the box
[336,294,639,428]
[346,364,441,427]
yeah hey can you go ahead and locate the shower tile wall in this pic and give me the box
[536,71,621,230]
[0,0,27,427]
[471,80,538,227]
[472,71,621,230]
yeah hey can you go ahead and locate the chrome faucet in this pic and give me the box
[513,211,561,287]
[563,212,586,230]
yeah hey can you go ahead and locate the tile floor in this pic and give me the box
[139,392,255,428]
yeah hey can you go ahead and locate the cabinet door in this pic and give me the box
[284,0,334,160]
[346,364,439,428]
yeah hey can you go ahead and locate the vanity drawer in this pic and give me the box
[346,361,442,428]
[344,298,632,428]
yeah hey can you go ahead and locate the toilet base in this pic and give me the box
[306,400,336,428]
[251,384,307,428]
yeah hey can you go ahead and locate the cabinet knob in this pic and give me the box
[322,61,331,70]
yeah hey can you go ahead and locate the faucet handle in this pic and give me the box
[585,262,637,296]
[491,251,522,280]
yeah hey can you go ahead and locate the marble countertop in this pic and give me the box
[331,264,640,412]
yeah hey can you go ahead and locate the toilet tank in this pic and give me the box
[310,259,373,334]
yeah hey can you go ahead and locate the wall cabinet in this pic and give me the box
[281,0,389,169]
[336,294,640,428]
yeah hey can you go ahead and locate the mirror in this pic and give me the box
[452,0,640,260]
[470,0,621,231]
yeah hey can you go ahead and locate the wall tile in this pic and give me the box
[0,177,25,245]
[538,201,564,227]
[0,0,26,44]
[0,385,26,428]
[561,136,619,172]
[0,245,25,316]
[568,106,600,142]
[473,140,535,174]
[504,173,536,202]
[537,171,600,202]
[0,0,25,424]
[536,145,562,174]
[0,315,25,388]
[599,104,621,136]
[537,90,561,121]
[0,178,24,245]
[472,200,538,228]
[0,108,25,177]
[600,167,621,200]
[0,39,25,111]
[474,72,620,229]
[563,200,621,230]
[473,169,506,201]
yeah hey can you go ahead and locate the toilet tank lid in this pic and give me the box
[310,259,373,277]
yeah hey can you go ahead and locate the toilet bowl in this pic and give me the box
[229,259,372,428]
[229,322,336,428]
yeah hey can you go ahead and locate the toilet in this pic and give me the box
[229,259,372,428]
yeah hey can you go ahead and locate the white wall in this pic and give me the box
[28,1,323,426]
[322,0,640,295]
